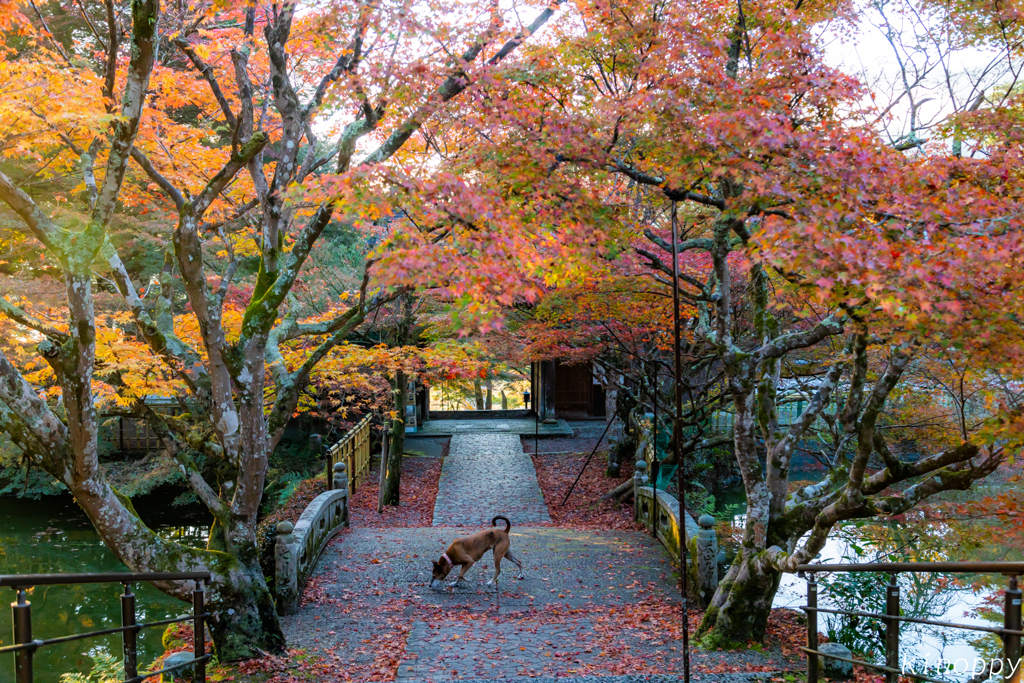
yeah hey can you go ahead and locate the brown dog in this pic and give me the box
[430,515,525,590]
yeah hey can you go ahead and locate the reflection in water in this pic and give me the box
[0,494,210,683]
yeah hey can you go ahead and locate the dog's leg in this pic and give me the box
[488,537,509,590]
[504,549,526,580]
[486,556,502,590]
[451,560,474,586]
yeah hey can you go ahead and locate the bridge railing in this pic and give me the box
[275,458,353,615]
[0,571,211,683]
[326,414,372,496]
[799,562,1023,683]
[632,462,718,608]
[630,408,719,608]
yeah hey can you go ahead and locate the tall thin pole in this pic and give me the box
[651,360,659,536]
[560,414,617,505]
[672,201,691,683]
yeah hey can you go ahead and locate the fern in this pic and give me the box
[59,651,124,683]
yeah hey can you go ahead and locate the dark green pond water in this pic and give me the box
[0,494,210,683]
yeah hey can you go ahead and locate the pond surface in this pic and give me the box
[0,493,210,683]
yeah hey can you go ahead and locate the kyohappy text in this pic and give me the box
[901,656,1023,680]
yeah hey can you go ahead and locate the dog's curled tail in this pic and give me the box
[491,515,511,532]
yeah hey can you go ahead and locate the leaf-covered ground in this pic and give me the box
[528,436,639,530]
[348,453,445,528]
[209,600,807,683]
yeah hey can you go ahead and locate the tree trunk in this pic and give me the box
[474,378,485,409]
[378,427,390,513]
[602,477,634,501]
[696,548,781,647]
[382,370,407,506]
[485,380,493,409]
[205,555,287,659]
[500,390,508,409]
[66,472,286,659]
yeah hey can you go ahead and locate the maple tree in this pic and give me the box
[380,0,1024,646]
[3,0,1024,665]
[0,0,564,658]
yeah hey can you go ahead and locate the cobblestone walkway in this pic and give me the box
[433,433,551,526]
[281,527,799,680]
[279,431,799,680]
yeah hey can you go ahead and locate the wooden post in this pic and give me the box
[348,440,356,495]
[885,574,900,683]
[333,463,349,528]
[540,359,556,423]
[326,446,335,491]
[807,574,819,683]
[1005,575,1022,683]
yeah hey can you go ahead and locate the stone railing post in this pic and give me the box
[333,462,349,528]
[696,514,719,608]
[633,460,648,522]
[275,521,299,615]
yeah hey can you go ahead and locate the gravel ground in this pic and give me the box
[433,433,551,526]
[282,526,803,680]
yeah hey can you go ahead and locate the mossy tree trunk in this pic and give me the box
[696,548,781,646]
[382,369,407,506]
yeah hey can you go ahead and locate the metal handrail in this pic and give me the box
[0,571,211,587]
[3,571,210,683]
[800,647,952,683]
[804,605,1024,636]
[801,563,1022,683]
[0,612,211,653]
[798,561,1024,575]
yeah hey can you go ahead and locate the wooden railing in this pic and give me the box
[326,414,372,496]
[0,572,210,683]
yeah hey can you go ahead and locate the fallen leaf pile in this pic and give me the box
[530,440,641,530]
[347,456,443,528]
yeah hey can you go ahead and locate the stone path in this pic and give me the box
[281,526,799,680]
[282,527,678,677]
[280,430,800,680]
[432,434,551,527]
